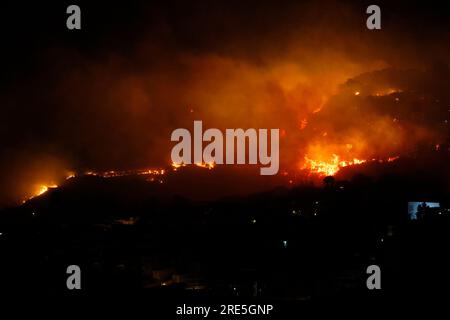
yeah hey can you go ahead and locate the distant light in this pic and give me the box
[354,91,360,96]
[408,202,440,220]
[251,219,256,224]
[380,238,384,243]
[282,240,288,248]
[32,212,35,216]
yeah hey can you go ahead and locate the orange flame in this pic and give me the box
[303,154,366,176]
[23,183,59,203]
[302,153,401,177]
[373,88,403,97]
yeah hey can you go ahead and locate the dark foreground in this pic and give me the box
[0,169,449,313]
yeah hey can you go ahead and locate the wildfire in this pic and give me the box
[21,168,169,204]
[195,162,215,169]
[302,153,402,176]
[300,118,308,130]
[35,184,57,196]
[373,88,403,97]
[66,172,76,179]
[23,183,59,203]
[387,156,400,162]
[171,162,185,170]
[171,162,215,170]
[21,151,404,206]
[27,168,163,202]
[303,154,366,176]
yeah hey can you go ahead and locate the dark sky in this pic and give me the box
[0,1,449,206]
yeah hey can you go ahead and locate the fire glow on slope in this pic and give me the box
[302,154,401,177]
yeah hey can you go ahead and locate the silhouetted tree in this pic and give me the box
[323,176,335,188]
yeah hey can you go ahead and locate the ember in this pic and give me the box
[303,154,366,176]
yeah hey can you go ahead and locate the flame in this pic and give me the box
[96,168,165,178]
[22,167,169,204]
[300,118,308,130]
[36,185,49,196]
[21,149,404,206]
[303,154,366,176]
[171,162,215,170]
[171,162,185,170]
[302,153,401,176]
[36,184,58,195]
[23,183,59,202]
[195,162,215,169]
[387,156,400,162]
[80,163,212,179]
